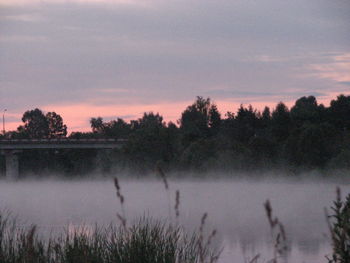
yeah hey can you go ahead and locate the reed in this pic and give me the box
[114,177,127,229]
[175,190,180,222]
[245,200,288,263]
[155,164,172,220]
[264,199,287,263]
[326,187,350,263]
[0,211,220,263]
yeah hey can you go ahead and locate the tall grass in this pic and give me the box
[0,170,220,263]
[0,212,219,263]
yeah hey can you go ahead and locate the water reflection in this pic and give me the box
[0,178,347,263]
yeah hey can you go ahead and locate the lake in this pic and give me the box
[0,177,348,263]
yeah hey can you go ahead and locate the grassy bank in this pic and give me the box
[0,213,219,263]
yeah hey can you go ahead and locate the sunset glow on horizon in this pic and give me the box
[4,92,344,133]
[1,0,349,133]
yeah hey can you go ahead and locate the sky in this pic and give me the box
[0,0,349,132]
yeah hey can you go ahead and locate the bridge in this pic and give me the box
[0,138,125,179]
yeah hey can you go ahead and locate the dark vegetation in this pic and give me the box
[1,94,350,176]
[0,215,219,263]
[0,175,221,263]
[326,188,350,263]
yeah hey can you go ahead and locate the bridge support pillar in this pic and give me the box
[3,150,20,180]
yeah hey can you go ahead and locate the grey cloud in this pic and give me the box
[204,89,327,101]
[338,81,350,86]
[100,114,138,121]
[0,0,349,113]
[2,1,349,47]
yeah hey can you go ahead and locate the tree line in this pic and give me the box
[1,94,350,176]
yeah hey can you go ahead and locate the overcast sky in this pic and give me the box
[1,0,349,131]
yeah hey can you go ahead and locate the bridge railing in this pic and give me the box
[0,138,127,179]
[0,138,127,144]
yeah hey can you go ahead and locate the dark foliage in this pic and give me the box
[327,188,350,263]
[1,94,350,176]
[0,212,219,263]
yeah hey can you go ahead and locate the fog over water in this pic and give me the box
[0,176,349,263]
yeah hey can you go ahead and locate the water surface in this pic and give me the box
[0,177,348,263]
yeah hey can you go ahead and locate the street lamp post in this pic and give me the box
[2,109,7,135]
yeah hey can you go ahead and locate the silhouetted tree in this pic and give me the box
[208,104,221,135]
[90,117,104,134]
[20,108,49,138]
[138,112,164,129]
[290,96,320,126]
[261,106,271,123]
[104,118,131,138]
[329,94,350,130]
[46,112,67,138]
[180,97,220,145]
[271,102,291,142]
[286,123,336,167]
[179,138,218,170]
[234,104,260,143]
[125,112,171,171]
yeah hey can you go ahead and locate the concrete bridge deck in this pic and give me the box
[0,138,126,150]
[0,138,126,179]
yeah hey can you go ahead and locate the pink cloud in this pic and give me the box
[0,0,148,6]
[308,53,350,83]
[4,93,342,134]
[41,101,193,132]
